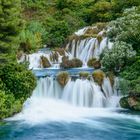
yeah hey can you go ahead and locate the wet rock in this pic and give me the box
[40,56,51,68]
[120,96,140,111]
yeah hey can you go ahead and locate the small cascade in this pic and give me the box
[18,25,112,69]
[28,76,120,108]
[32,77,62,99]
[65,26,111,66]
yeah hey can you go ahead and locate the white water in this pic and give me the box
[12,27,125,124]
[18,26,113,68]
[9,76,122,124]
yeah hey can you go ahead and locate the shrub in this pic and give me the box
[40,56,51,68]
[0,90,22,119]
[92,70,105,86]
[71,58,83,68]
[101,41,136,72]
[0,62,36,100]
[57,71,70,86]
[60,58,83,68]
[79,72,89,79]
[87,58,101,69]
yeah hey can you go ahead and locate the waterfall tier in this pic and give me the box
[32,77,120,108]
[18,26,113,69]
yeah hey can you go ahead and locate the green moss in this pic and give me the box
[57,71,70,86]
[79,72,89,79]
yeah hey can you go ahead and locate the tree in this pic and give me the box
[0,0,22,54]
[101,41,136,72]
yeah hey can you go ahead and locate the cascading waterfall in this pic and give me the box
[27,76,120,108]
[13,26,121,123]
[18,26,113,68]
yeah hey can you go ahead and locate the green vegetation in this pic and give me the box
[60,58,83,69]
[21,0,140,49]
[79,72,89,79]
[57,71,70,86]
[0,0,36,119]
[105,6,140,95]
[87,58,101,69]
[100,6,140,109]
[92,70,105,86]
[0,0,22,54]
[101,41,136,72]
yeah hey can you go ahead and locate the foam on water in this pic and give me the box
[8,96,140,125]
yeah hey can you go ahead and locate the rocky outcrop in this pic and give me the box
[120,95,140,111]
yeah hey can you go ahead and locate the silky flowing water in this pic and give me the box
[1,27,140,140]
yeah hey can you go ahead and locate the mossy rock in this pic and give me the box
[60,58,83,69]
[87,58,101,69]
[120,96,140,111]
[92,70,105,86]
[40,56,51,68]
[57,72,70,86]
[79,72,89,79]
[120,97,130,109]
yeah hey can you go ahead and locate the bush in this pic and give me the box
[0,62,36,100]
[79,72,89,79]
[60,58,83,68]
[40,56,51,68]
[92,70,105,86]
[0,90,22,119]
[57,71,70,86]
[87,58,101,69]
[101,41,136,72]
[19,21,46,52]
[107,7,140,52]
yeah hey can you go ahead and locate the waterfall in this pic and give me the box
[13,26,121,124]
[28,77,120,108]
[65,27,111,66]
[18,26,112,69]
